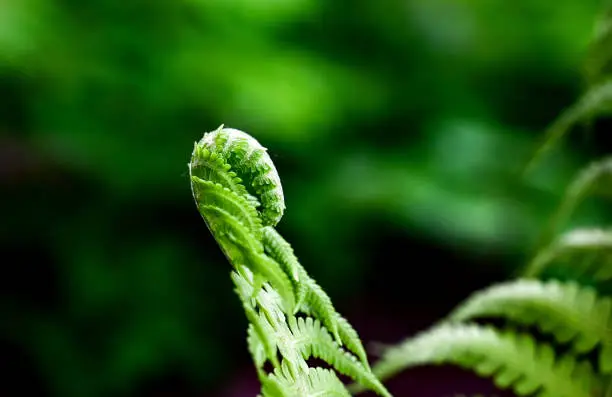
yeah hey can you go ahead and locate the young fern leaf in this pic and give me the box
[248,323,272,382]
[262,214,370,369]
[260,232,344,348]
[233,266,389,397]
[192,177,263,240]
[199,204,295,311]
[298,273,341,341]
[524,227,612,282]
[262,226,306,311]
[362,324,597,397]
[234,269,282,367]
[189,126,387,397]
[445,279,612,371]
[190,140,260,210]
[336,315,371,371]
[261,362,351,397]
[298,277,371,369]
[283,316,388,396]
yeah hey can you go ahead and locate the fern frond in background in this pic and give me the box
[525,227,612,282]
[524,80,612,175]
[524,1,612,175]
[370,324,598,397]
[353,277,607,397]
[189,126,389,397]
[352,3,612,397]
[537,157,612,245]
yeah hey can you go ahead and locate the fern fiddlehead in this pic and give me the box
[189,126,390,397]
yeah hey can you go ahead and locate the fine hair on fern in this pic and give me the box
[189,126,390,397]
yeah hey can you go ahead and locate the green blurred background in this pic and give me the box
[2,1,610,396]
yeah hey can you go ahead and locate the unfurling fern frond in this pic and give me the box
[524,228,612,282]
[189,126,387,397]
[364,324,598,397]
[195,126,285,226]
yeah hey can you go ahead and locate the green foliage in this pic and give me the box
[354,277,608,396]
[4,1,609,396]
[369,324,597,397]
[350,4,612,397]
[525,1,612,174]
[537,157,612,245]
[447,279,612,370]
[189,126,390,397]
[585,3,612,86]
[524,81,612,174]
[525,227,612,282]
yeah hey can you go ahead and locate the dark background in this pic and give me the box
[2,1,611,396]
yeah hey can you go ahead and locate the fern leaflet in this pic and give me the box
[364,324,598,397]
[446,279,612,371]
